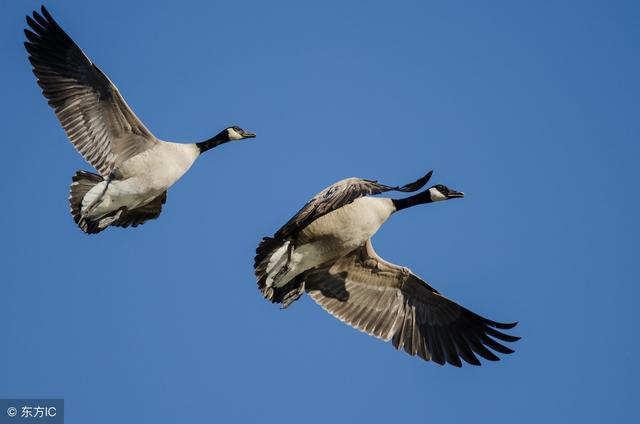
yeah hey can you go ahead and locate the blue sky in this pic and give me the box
[1,0,639,422]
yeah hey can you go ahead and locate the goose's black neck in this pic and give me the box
[392,189,433,211]
[196,131,229,154]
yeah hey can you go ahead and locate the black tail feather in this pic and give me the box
[69,171,166,234]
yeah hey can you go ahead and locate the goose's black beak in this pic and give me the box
[243,131,257,139]
[446,190,464,199]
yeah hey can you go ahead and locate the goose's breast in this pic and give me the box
[117,142,200,190]
[301,197,395,249]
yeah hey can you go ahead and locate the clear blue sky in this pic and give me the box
[1,1,638,422]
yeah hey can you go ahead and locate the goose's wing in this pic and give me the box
[274,171,432,239]
[304,240,519,367]
[24,6,158,177]
[112,191,167,228]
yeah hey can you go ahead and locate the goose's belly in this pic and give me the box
[82,178,161,218]
[277,197,395,285]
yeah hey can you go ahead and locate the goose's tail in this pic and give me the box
[254,237,305,308]
[69,171,167,235]
[69,170,106,234]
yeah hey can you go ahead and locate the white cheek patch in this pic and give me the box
[227,128,243,140]
[429,187,447,201]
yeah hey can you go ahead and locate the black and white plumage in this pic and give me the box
[274,172,433,240]
[24,6,256,234]
[254,171,519,367]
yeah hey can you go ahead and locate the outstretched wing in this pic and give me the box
[304,240,519,367]
[24,6,158,177]
[274,171,432,240]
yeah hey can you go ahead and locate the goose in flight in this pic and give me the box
[24,6,256,234]
[254,171,519,366]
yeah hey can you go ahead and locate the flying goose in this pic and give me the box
[24,6,256,234]
[254,171,519,366]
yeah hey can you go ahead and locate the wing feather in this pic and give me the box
[25,6,157,177]
[304,240,519,366]
[111,191,168,228]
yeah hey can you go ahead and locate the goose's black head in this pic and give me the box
[225,126,257,141]
[427,184,465,201]
[392,183,464,211]
[197,126,256,153]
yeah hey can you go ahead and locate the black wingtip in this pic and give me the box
[463,354,482,366]
[482,335,516,354]
[32,8,49,28]
[495,321,518,330]
[483,318,518,330]
[485,326,521,343]
[425,169,433,181]
[397,170,434,192]
[41,6,56,25]
[25,15,41,32]
[25,6,53,29]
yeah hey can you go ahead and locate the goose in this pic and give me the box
[24,6,256,234]
[254,171,519,366]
